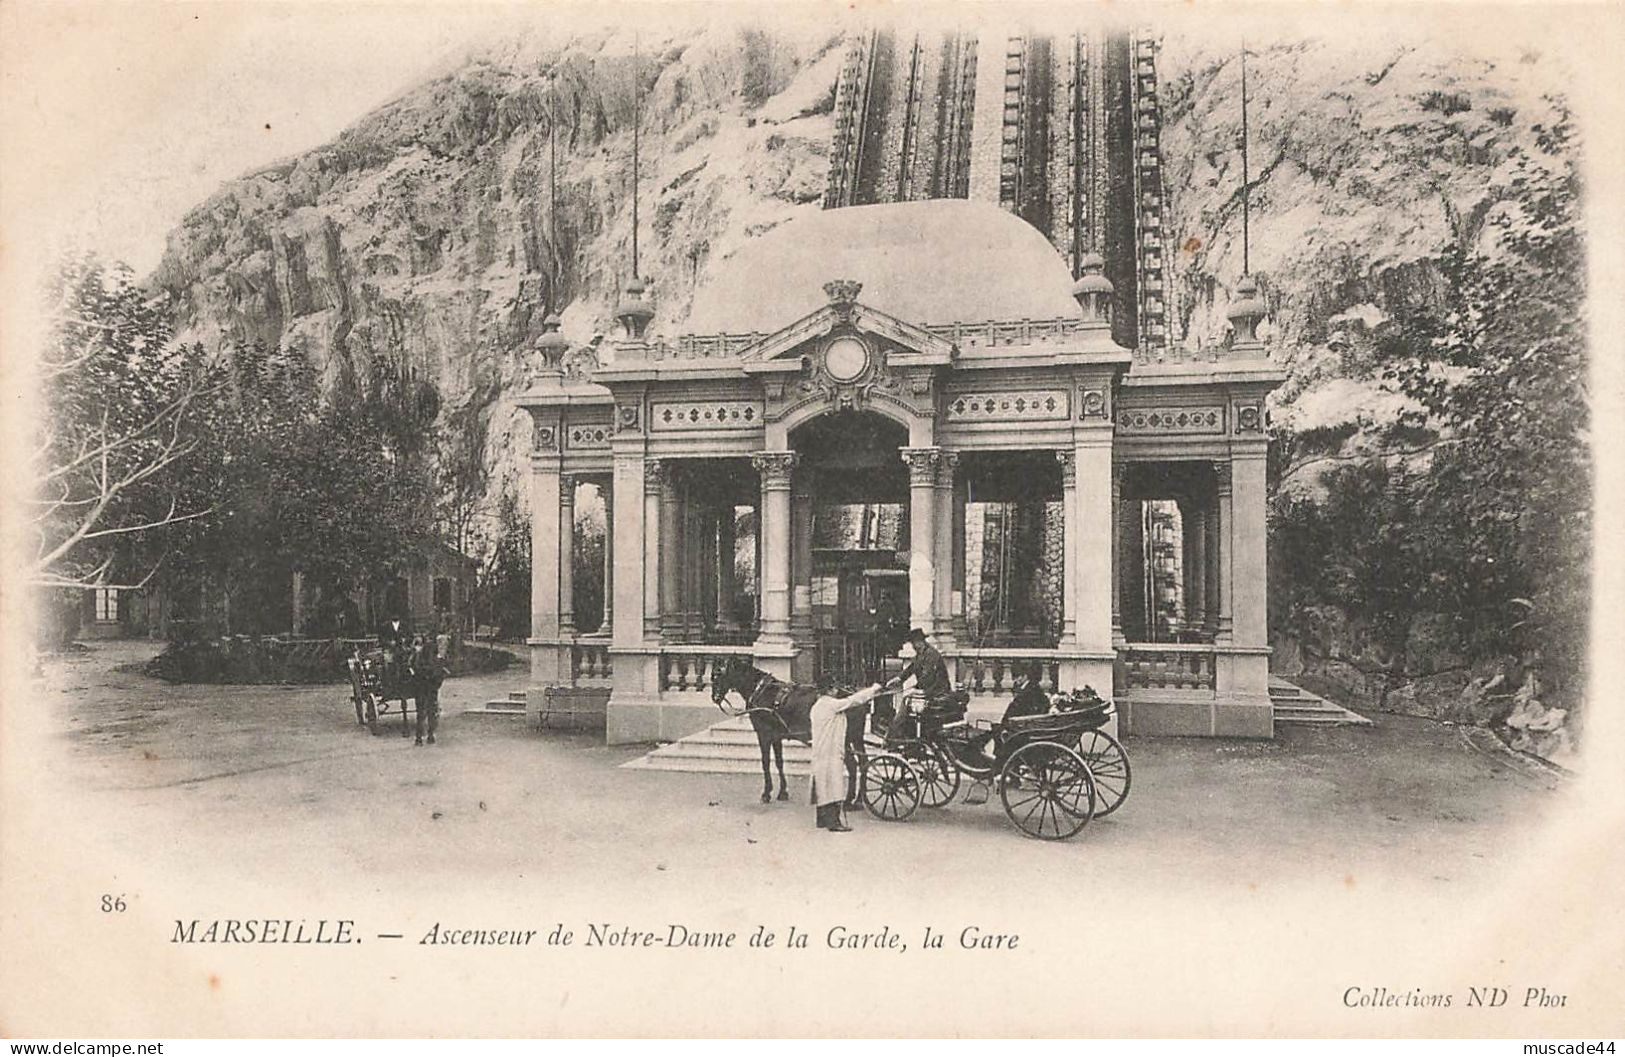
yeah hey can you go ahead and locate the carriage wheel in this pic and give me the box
[902,741,960,808]
[999,741,1096,841]
[859,753,921,822]
[1074,729,1131,817]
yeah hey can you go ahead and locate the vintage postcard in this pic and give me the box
[1,0,1622,1040]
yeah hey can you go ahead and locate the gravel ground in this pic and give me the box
[4,638,1596,1038]
[25,640,1565,892]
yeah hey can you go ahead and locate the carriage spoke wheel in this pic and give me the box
[860,753,921,822]
[999,741,1096,841]
[902,742,960,808]
[1074,729,1131,817]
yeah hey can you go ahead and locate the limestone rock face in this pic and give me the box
[153,23,843,486]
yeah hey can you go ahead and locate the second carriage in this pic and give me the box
[857,686,1132,841]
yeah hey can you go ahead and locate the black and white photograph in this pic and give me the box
[1,0,1621,1041]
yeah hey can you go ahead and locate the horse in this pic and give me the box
[711,657,869,805]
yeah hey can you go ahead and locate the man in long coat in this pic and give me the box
[810,683,884,832]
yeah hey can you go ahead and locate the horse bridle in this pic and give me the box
[714,663,781,718]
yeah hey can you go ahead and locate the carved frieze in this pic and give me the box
[615,403,642,434]
[651,401,764,432]
[945,390,1068,422]
[566,423,610,449]
[1115,406,1225,434]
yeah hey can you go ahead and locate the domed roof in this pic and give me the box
[684,200,1081,336]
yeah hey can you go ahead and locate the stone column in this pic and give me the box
[718,499,739,633]
[752,451,798,644]
[1177,497,1193,637]
[527,412,564,683]
[901,447,941,633]
[683,483,703,635]
[951,472,969,641]
[697,504,718,632]
[599,477,614,633]
[1187,506,1208,634]
[1204,489,1221,640]
[1110,463,1124,644]
[1056,451,1078,646]
[790,472,814,642]
[643,461,664,640]
[1073,435,1115,653]
[933,452,959,648]
[609,454,645,647]
[559,474,577,637]
[1231,453,1268,647]
[1214,459,1234,643]
[659,467,682,639]
[1121,485,1145,640]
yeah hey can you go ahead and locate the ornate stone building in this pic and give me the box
[516,29,1283,741]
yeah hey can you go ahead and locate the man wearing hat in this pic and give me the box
[884,627,952,740]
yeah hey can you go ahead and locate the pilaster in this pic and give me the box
[1073,431,1114,654]
[933,451,959,648]
[1214,459,1234,644]
[753,451,798,644]
[609,453,645,648]
[643,460,665,641]
[900,446,942,633]
[1056,450,1078,646]
[558,474,577,636]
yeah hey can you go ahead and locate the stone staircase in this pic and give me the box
[622,717,814,775]
[462,688,528,718]
[1270,678,1371,727]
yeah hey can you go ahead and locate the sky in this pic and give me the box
[2,2,509,275]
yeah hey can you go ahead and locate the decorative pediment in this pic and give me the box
[738,299,957,367]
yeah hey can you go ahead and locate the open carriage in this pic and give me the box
[859,687,1131,841]
[346,640,444,738]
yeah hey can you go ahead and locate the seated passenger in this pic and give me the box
[882,627,953,741]
[1002,662,1051,724]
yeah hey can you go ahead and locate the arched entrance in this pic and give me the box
[788,410,910,686]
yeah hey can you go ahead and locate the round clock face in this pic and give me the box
[824,337,870,382]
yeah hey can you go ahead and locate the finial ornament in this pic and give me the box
[615,277,654,339]
[1071,252,1114,325]
[535,314,570,375]
[1227,274,1267,346]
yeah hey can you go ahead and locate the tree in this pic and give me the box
[1386,108,1588,697]
[31,255,218,592]
[170,341,444,636]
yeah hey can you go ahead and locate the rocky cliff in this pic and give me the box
[154,22,844,492]
[151,22,1573,507]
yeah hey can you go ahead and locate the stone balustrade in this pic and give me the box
[946,649,1063,696]
[571,640,613,685]
[657,644,758,693]
[1116,643,1217,691]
